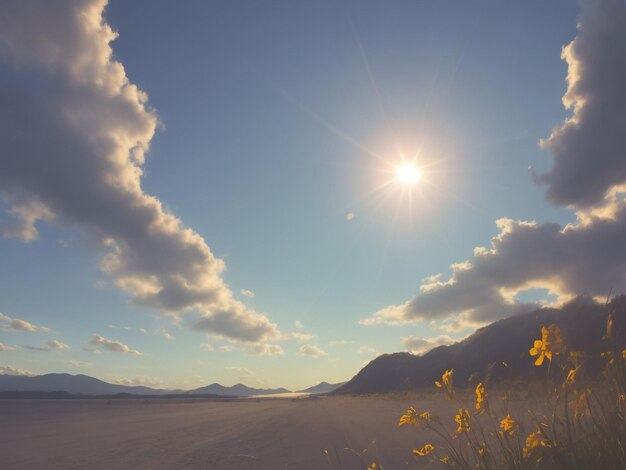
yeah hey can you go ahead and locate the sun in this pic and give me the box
[395,163,422,185]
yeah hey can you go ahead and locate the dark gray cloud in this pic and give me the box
[533,0,626,208]
[0,0,279,343]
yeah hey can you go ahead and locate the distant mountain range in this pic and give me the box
[188,383,290,396]
[0,373,174,396]
[334,296,625,395]
[0,373,343,398]
[298,381,346,394]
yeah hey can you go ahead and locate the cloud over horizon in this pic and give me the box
[0,0,279,343]
[362,0,626,330]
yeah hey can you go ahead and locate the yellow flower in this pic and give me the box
[398,407,433,428]
[529,324,563,366]
[499,414,516,435]
[367,463,378,470]
[475,382,487,414]
[399,406,418,426]
[622,350,626,359]
[440,456,450,464]
[454,408,471,434]
[523,431,550,458]
[435,369,454,395]
[413,444,434,457]
[564,366,579,387]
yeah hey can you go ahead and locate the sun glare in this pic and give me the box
[395,163,422,185]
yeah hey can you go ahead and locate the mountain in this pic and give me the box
[188,383,290,396]
[0,373,173,395]
[298,381,346,394]
[0,374,290,397]
[334,296,625,395]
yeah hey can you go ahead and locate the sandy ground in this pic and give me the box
[0,395,455,470]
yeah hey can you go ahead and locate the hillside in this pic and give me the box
[298,381,346,394]
[334,296,625,395]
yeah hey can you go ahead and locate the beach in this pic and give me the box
[0,395,451,469]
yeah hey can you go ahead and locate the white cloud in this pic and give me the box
[294,320,303,329]
[0,365,34,376]
[0,312,49,332]
[0,0,279,344]
[248,343,284,356]
[0,342,15,352]
[357,346,377,354]
[199,343,214,351]
[402,335,456,355]
[280,331,314,341]
[346,212,354,221]
[108,325,148,334]
[299,344,327,357]
[48,340,70,350]
[113,376,165,388]
[89,334,143,355]
[240,289,255,299]
[219,345,236,352]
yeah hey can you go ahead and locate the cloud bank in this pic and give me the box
[362,0,626,329]
[0,0,279,343]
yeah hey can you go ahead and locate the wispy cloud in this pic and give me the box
[0,342,16,352]
[0,365,34,376]
[113,376,165,388]
[299,344,327,357]
[248,343,284,356]
[89,335,143,355]
[65,360,91,367]
[240,289,255,299]
[0,312,49,332]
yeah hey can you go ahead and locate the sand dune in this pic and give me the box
[0,395,452,469]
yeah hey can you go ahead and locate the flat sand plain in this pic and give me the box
[0,395,453,469]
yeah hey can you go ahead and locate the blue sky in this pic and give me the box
[3,0,625,390]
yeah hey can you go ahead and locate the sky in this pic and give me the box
[0,0,625,391]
